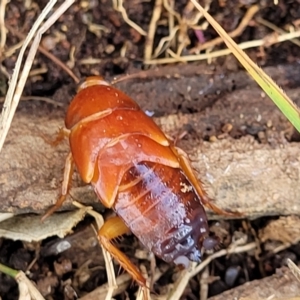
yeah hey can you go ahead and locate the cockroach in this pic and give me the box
[45,76,240,287]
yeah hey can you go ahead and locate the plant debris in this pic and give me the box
[1,1,300,299]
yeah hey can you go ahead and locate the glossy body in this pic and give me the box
[49,76,238,287]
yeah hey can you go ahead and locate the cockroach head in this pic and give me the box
[78,76,110,92]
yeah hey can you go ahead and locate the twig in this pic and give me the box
[0,0,58,151]
[190,4,259,53]
[78,274,131,300]
[78,58,102,65]
[163,0,181,22]
[163,0,182,55]
[0,0,8,51]
[199,266,209,300]
[29,67,48,77]
[0,0,8,49]
[0,212,14,222]
[152,25,179,59]
[256,16,300,47]
[151,0,209,59]
[5,24,79,83]
[145,29,300,64]
[0,0,74,153]
[287,259,300,283]
[167,242,256,300]
[3,39,26,59]
[167,0,176,50]
[72,201,117,300]
[112,0,147,36]
[192,242,256,278]
[191,0,300,132]
[0,96,64,107]
[0,264,45,300]
[144,0,163,61]
[16,271,45,300]
[0,62,10,79]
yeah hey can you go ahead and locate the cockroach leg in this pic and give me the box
[174,146,242,217]
[51,128,70,146]
[174,130,188,145]
[58,76,243,291]
[165,131,188,145]
[42,152,74,221]
[41,127,70,146]
[201,199,243,217]
[98,216,147,288]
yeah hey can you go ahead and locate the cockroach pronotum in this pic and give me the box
[45,76,240,287]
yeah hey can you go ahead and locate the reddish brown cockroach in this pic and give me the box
[46,76,239,287]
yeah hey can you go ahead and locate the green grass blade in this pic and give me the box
[191,0,300,133]
[0,263,18,278]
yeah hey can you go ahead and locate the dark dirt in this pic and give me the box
[1,1,300,299]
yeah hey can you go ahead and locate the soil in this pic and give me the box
[1,1,300,299]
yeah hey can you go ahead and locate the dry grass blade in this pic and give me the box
[256,16,300,47]
[0,96,64,107]
[16,271,45,300]
[0,0,8,49]
[191,4,259,53]
[72,201,117,300]
[145,1,300,65]
[78,274,132,300]
[151,26,179,59]
[190,0,300,132]
[73,202,151,299]
[0,213,14,222]
[287,259,300,283]
[24,95,63,107]
[145,30,300,64]
[144,0,163,61]
[150,0,181,58]
[167,262,197,300]
[137,284,151,300]
[168,242,256,300]
[112,0,146,36]
[199,266,209,300]
[2,40,25,61]
[0,0,57,151]
[0,0,75,153]
[4,24,79,83]
[148,0,211,60]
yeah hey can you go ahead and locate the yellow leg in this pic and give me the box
[98,216,147,288]
[42,152,74,221]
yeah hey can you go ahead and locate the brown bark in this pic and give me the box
[208,267,300,300]
[1,110,299,219]
[1,65,299,219]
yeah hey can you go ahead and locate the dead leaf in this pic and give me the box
[259,216,300,244]
[0,208,90,242]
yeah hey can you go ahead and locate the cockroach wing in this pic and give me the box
[92,134,180,207]
[69,110,170,183]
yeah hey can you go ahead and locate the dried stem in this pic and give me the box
[0,0,75,153]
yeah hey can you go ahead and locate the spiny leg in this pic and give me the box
[174,146,242,217]
[41,127,70,146]
[165,130,188,146]
[52,127,70,146]
[42,152,74,221]
[98,216,147,288]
